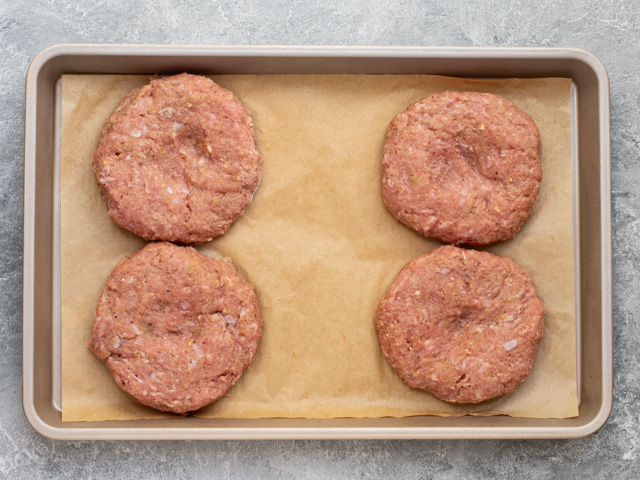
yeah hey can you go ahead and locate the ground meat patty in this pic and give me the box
[93,73,262,244]
[375,245,545,404]
[382,91,542,246]
[89,242,263,414]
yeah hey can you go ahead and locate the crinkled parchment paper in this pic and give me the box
[61,74,577,421]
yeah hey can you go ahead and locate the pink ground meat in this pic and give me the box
[89,242,263,414]
[93,73,262,244]
[382,91,541,246]
[375,245,545,404]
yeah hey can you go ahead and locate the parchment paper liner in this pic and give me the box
[61,74,577,421]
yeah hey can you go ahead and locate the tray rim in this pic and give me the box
[23,43,612,440]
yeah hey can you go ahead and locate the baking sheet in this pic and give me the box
[60,73,577,422]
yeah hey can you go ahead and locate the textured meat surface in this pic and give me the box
[92,73,262,244]
[382,91,541,246]
[375,245,545,404]
[89,242,263,414]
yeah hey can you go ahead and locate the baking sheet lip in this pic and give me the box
[28,424,604,442]
[30,42,606,66]
[24,43,612,440]
[587,36,612,433]
[22,40,38,442]
[595,180,613,423]
[598,73,613,436]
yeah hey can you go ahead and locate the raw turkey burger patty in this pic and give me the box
[382,91,541,246]
[92,73,262,243]
[375,245,545,404]
[89,242,263,414]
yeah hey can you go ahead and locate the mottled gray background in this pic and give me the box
[1,0,638,478]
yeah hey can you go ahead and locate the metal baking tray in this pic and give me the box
[23,44,612,440]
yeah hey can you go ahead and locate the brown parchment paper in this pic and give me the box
[61,73,577,422]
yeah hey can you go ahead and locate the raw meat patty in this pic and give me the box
[375,245,545,404]
[93,73,262,244]
[89,242,263,414]
[382,91,542,246]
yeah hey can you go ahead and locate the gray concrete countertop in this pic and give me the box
[2,1,638,478]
